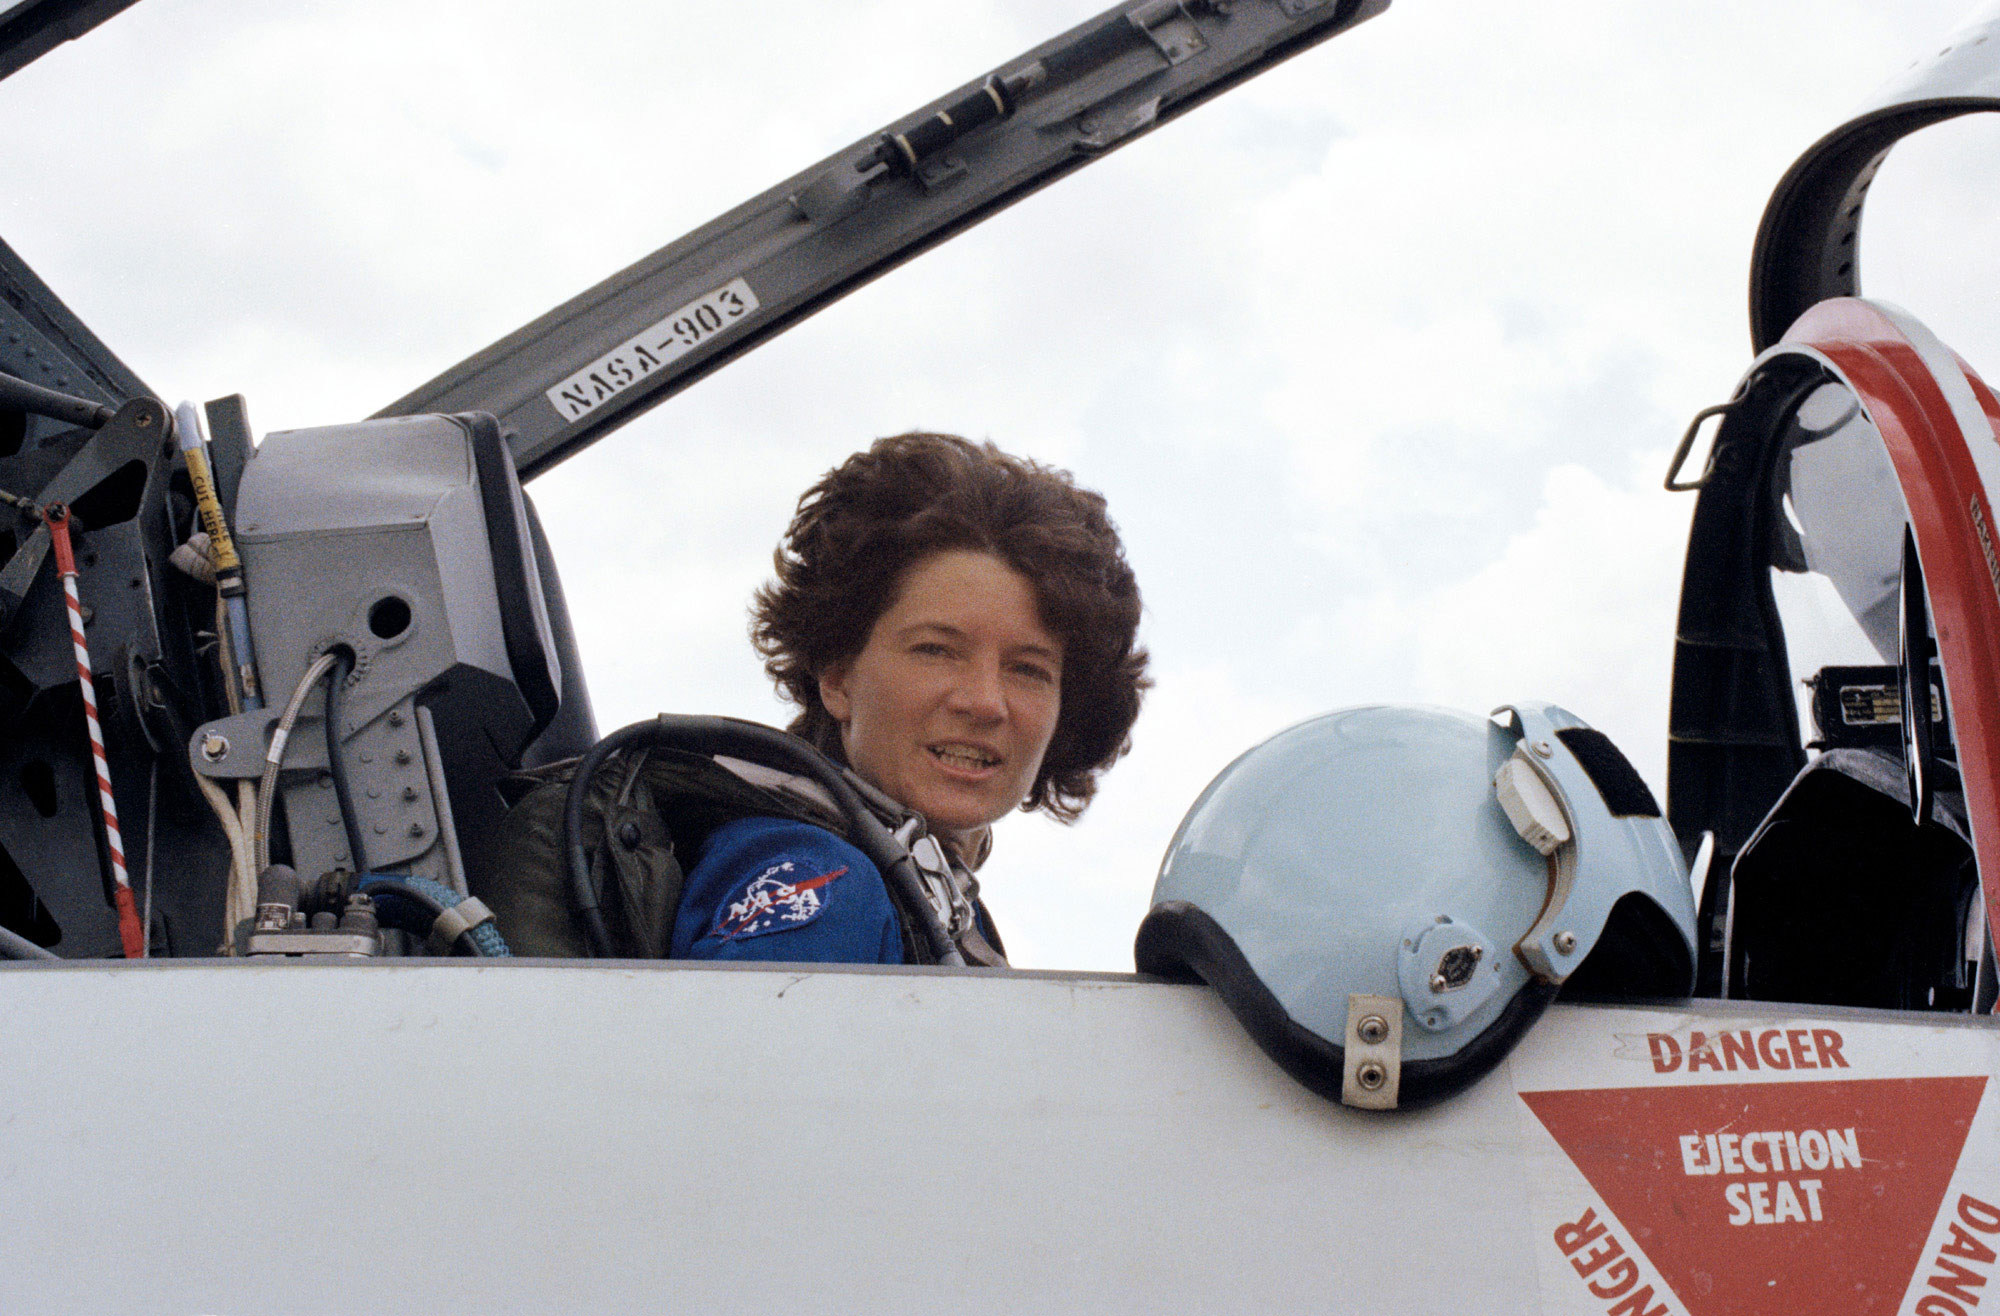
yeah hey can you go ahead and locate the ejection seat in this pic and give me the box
[1726,744,1984,1011]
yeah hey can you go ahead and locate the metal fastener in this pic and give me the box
[1553,930,1578,954]
[402,786,418,801]
[1532,740,1554,759]
[1430,943,1484,993]
[1356,1061,1387,1091]
[408,822,424,838]
[394,749,412,765]
[199,733,229,762]
[388,710,405,727]
[1356,1014,1389,1045]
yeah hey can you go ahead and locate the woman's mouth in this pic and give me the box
[929,743,1001,774]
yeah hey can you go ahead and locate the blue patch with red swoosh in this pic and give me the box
[708,859,849,941]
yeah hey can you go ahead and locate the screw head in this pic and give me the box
[1553,930,1578,955]
[199,732,229,762]
[388,710,406,727]
[408,822,425,838]
[1356,1014,1389,1045]
[1531,739,1554,759]
[1356,1061,1387,1091]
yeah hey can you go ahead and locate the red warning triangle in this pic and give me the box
[1521,1076,1986,1316]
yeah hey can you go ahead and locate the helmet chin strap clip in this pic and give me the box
[1342,993,1403,1110]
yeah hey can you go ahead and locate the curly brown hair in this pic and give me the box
[752,433,1148,823]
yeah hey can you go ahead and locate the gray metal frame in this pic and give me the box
[379,0,1389,478]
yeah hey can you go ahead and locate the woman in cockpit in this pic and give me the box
[670,431,1148,966]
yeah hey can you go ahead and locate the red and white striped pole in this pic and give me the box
[44,504,144,958]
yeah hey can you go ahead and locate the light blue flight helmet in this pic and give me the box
[1135,702,1696,1110]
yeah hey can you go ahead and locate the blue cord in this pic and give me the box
[358,873,512,957]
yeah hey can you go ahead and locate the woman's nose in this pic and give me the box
[946,657,1007,721]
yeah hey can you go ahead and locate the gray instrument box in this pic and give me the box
[202,412,559,891]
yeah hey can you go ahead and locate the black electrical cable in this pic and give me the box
[322,647,370,875]
[562,722,639,957]
[358,875,443,917]
[0,923,59,962]
[359,876,450,951]
[562,715,962,964]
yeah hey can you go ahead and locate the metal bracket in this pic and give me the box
[915,155,969,193]
[1341,993,1402,1110]
[0,521,52,634]
[1078,95,1163,150]
[0,396,171,631]
[789,164,876,224]
[191,707,320,780]
[247,929,380,958]
[1129,0,1207,64]
[1492,704,1599,984]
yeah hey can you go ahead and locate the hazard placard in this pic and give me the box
[1511,1007,2000,1316]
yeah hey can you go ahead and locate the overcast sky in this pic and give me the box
[2,0,1995,969]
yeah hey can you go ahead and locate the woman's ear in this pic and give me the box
[817,663,853,726]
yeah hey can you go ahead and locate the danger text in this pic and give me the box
[1553,1208,1672,1316]
[1647,1027,1848,1074]
[1914,1193,2000,1316]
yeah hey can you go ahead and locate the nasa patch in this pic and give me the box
[709,860,848,941]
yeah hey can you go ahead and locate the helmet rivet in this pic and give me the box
[1357,1014,1389,1045]
[200,732,229,762]
[1356,1061,1387,1091]
[1553,930,1578,955]
[1531,740,1554,759]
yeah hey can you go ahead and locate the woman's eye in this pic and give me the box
[912,641,952,658]
[1011,662,1056,685]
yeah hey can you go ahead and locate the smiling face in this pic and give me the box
[818,549,1063,842]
